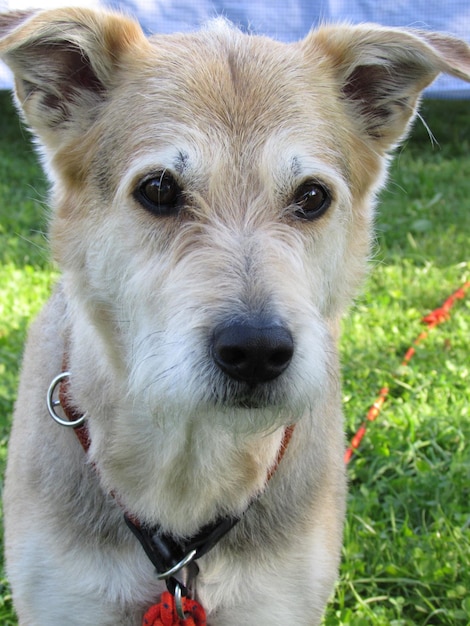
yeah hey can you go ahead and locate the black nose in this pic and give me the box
[212,321,294,384]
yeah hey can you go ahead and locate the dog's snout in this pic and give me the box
[212,321,294,384]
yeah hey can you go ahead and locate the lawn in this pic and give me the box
[0,88,469,625]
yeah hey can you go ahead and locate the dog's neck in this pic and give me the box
[48,359,295,594]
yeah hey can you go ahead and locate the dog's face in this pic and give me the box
[1,10,470,433]
[63,23,366,425]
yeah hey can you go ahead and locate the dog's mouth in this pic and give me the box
[211,377,287,410]
[206,378,299,433]
[230,393,267,410]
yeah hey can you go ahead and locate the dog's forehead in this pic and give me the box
[145,21,302,94]
[96,24,347,188]
[141,24,335,131]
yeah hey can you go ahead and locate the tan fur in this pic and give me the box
[1,9,469,625]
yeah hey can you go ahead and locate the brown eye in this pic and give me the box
[134,172,182,216]
[293,181,331,220]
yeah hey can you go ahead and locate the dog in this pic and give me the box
[1,8,469,625]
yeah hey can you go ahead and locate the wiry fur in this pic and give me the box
[1,9,469,625]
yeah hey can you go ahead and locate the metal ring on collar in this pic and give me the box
[46,371,87,428]
[156,549,197,581]
[174,582,189,621]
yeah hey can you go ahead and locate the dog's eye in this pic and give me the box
[293,182,331,221]
[134,173,182,216]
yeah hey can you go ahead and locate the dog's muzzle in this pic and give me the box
[212,319,294,386]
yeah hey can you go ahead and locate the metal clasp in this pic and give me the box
[174,582,188,620]
[46,372,86,428]
[155,549,197,581]
[156,551,199,620]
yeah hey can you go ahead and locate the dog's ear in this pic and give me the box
[303,25,470,152]
[0,8,148,148]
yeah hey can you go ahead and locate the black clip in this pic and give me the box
[124,512,241,595]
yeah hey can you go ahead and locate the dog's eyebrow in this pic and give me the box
[174,151,189,174]
[290,156,302,177]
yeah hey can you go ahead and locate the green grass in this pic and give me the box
[0,91,55,625]
[324,101,470,624]
[0,89,469,625]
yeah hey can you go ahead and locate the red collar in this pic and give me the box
[58,370,91,451]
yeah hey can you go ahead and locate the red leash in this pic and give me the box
[143,591,207,626]
[344,280,469,464]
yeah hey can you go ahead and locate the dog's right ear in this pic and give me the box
[0,8,149,149]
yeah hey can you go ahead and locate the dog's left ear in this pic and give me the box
[0,8,149,149]
[303,24,470,152]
